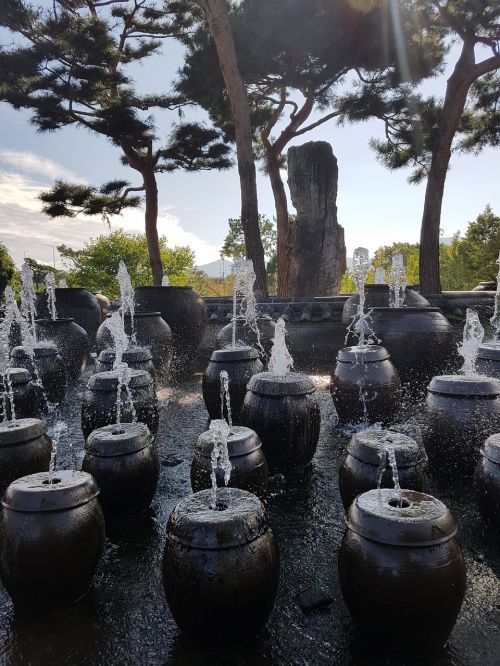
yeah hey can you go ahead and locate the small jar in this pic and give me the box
[475,343,500,379]
[331,345,401,426]
[0,368,44,421]
[11,342,67,405]
[82,422,159,517]
[339,489,466,657]
[202,346,263,423]
[162,488,279,645]
[0,470,105,609]
[95,347,157,386]
[191,425,268,497]
[339,428,426,510]
[424,374,500,479]
[240,372,320,473]
[81,369,158,440]
[0,418,51,493]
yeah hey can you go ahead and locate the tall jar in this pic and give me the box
[339,489,466,657]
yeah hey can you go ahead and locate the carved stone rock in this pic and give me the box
[287,141,346,296]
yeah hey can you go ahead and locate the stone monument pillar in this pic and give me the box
[287,141,346,296]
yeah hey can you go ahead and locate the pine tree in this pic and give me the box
[0,0,231,284]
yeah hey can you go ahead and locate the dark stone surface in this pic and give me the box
[287,141,346,296]
[0,367,498,664]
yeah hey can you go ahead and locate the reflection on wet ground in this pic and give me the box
[0,365,499,665]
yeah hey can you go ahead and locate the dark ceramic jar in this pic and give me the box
[134,286,206,375]
[0,470,105,609]
[81,369,159,440]
[82,422,159,518]
[95,347,157,385]
[162,488,279,645]
[217,316,276,362]
[0,368,44,421]
[36,318,90,381]
[367,307,458,399]
[94,292,110,323]
[424,375,500,479]
[202,346,263,423]
[339,488,466,657]
[476,343,500,379]
[36,287,101,348]
[240,372,320,472]
[96,312,172,386]
[330,345,401,426]
[342,285,430,328]
[11,342,67,405]
[339,428,426,510]
[0,418,51,494]
[474,433,500,529]
[191,426,268,497]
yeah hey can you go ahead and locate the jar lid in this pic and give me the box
[371,307,441,313]
[477,343,500,362]
[98,347,153,364]
[481,433,500,464]
[347,429,426,468]
[210,346,259,362]
[34,341,59,358]
[2,470,99,512]
[0,367,30,385]
[337,345,390,363]
[247,371,316,396]
[196,426,262,458]
[36,318,75,325]
[85,422,152,457]
[86,369,153,392]
[106,311,162,319]
[346,489,458,547]
[428,374,500,397]
[167,488,269,549]
[0,418,47,446]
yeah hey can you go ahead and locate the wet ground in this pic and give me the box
[0,364,499,665]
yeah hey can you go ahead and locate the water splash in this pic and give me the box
[375,267,386,285]
[161,274,170,286]
[208,419,232,509]
[20,263,37,340]
[459,308,485,374]
[58,278,68,288]
[346,248,374,347]
[114,362,136,425]
[106,311,129,368]
[386,446,402,507]
[50,421,77,478]
[490,251,500,341]
[219,370,232,427]
[231,259,262,353]
[1,371,16,422]
[268,317,293,377]
[388,254,406,308]
[376,439,402,507]
[117,260,135,344]
[1,286,35,374]
[45,272,58,320]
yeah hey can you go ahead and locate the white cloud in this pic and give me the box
[0,149,80,183]
[0,160,221,268]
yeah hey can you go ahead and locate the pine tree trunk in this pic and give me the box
[266,148,290,297]
[143,168,163,286]
[194,0,268,299]
[419,42,474,294]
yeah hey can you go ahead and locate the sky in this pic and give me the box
[1,24,499,270]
